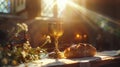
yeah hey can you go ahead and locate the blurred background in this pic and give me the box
[0,0,120,51]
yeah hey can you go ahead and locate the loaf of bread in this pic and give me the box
[64,43,97,58]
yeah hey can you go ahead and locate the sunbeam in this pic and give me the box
[57,0,68,17]
[64,0,120,35]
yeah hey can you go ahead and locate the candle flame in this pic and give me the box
[75,34,82,39]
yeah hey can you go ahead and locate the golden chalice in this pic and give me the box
[49,21,64,58]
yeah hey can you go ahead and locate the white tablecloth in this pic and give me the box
[18,50,120,67]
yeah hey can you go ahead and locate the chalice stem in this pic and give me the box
[55,37,59,52]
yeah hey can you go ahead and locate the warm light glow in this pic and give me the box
[66,0,119,35]
[75,34,82,39]
[76,34,80,38]
[35,17,49,20]
[53,31,63,37]
[83,34,87,38]
[57,0,68,17]
[41,0,119,36]
[57,0,67,9]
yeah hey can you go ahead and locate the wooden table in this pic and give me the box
[18,50,120,67]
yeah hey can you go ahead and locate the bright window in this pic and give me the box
[41,0,54,17]
[41,0,68,17]
[0,0,10,13]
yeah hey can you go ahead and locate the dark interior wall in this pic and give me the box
[26,0,41,19]
[116,0,120,20]
[86,0,119,20]
[28,21,49,47]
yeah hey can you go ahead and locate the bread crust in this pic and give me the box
[64,43,97,58]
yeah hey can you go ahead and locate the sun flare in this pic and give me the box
[57,0,68,9]
[57,0,68,17]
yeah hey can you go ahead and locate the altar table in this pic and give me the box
[18,50,120,67]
